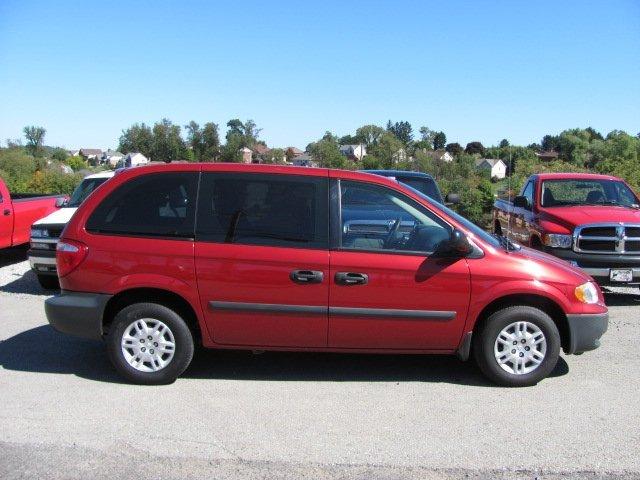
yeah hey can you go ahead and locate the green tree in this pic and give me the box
[541,134,559,152]
[0,148,37,192]
[220,133,244,162]
[386,120,413,144]
[185,121,204,160]
[118,123,153,158]
[307,132,346,168]
[201,122,220,161]
[23,126,46,159]
[339,134,358,145]
[66,155,86,171]
[361,155,382,169]
[465,141,485,156]
[445,142,463,156]
[51,147,69,162]
[151,118,187,163]
[262,147,285,164]
[369,131,404,168]
[355,125,385,147]
[418,126,436,146]
[433,131,446,150]
[499,139,510,148]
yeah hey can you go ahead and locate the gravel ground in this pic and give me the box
[1,247,640,479]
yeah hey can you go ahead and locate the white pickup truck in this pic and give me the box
[29,171,115,289]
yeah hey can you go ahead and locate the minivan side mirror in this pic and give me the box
[447,229,473,256]
[513,195,530,209]
[445,193,460,205]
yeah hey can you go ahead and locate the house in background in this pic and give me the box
[102,149,124,167]
[286,147,304,157]
[291,153,318,168]
[535,150,559,161]
[79,148,103,166]
[339,144,366,161]
[475,158,507,179]
[423,149,454,162]
[124,152,149,167]
[240,147,253,164]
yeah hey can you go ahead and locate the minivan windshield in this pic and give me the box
[67,177,110,207]
[541,179,639,208]
[406,186,501,249]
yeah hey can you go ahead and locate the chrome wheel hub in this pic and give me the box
[121,318,175,373]
[494,321,546,375]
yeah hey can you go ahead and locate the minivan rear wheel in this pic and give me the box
[473,306,560,387]
[107,303,194,385]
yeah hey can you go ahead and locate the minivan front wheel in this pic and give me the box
[107,303,194,385]
[473,306,560,387]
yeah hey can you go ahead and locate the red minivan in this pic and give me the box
[45,164,608,386]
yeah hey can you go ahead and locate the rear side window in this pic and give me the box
[196,173,328,249]
[86,172,198,238]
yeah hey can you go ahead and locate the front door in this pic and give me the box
[328,178,471,350]
[195,171,330,347]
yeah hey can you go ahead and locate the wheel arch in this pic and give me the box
[471,293,569,353]
[103,287,203,344]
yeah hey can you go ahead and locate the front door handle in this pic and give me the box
[290,270,324,284]
[335,272,368,286]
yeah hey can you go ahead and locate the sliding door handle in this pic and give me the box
[335,272,368,286]
[290,270,324,284]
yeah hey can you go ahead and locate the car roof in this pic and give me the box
[111,162,412,193]
[534,172,622,181]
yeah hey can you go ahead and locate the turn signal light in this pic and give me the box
[56,240,88,277]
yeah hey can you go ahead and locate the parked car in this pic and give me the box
[0,177,67,250]
[493,172,640,287]
[45,164,608,386]
[29,171,115,289]
[362,170,458,204]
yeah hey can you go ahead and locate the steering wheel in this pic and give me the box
[384,217,402,248]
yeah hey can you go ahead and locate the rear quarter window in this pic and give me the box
[86,172,198,238]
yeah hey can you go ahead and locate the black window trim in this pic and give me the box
[330,178,455,257]
[194,171,330,251]
[85,171,200,241]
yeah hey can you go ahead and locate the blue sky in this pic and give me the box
[1,0,639,150]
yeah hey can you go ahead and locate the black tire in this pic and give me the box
[37,274,59,290]
[107,303,194,385]
[473,306,561,387]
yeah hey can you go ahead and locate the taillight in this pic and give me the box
[56,240,88,277]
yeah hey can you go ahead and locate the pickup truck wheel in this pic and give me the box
[37,274,59,290]
[473,306,560,387]
[107,303,194,385]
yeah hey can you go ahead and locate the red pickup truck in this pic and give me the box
[45,164,608,387]
[494,172,640,287]
[0,177,67,249]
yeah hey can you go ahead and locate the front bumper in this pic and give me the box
[544,247,640,286]
[28,248,57,276]
[45,291,112,340]
[565,312,608,354]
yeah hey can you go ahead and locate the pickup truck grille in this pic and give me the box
[574,223,640,254]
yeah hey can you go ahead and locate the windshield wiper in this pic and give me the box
[493,233,520,252]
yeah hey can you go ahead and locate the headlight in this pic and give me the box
[543,233,572,249]
[575,282,599,304]
[30,228,49,238]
